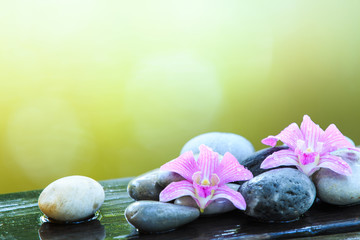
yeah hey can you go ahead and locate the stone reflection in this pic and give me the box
[39,220,105,240]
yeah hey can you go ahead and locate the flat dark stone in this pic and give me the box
[125,201,200,233]
[2,177,360,239]
[127,169,163,201]
[240,146,289,177]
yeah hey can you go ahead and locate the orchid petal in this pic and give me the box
[160,144,255,212]
[217,152,253,184]
[304,166,321,176]
[261,115,359,177]
[300,115,324,150]
[260,149,299,169]
[212,185,246,210]
[197,145,219,181]
[320,124,357,153]
[295,139,307,152]
[159,180,195,202]
[261,123,303,149]
[318,154,352,176]
[261,136,279,147]
[160,151,199,181]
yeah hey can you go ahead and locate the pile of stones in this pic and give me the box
[36,131,360,234]
[125,132,360,233]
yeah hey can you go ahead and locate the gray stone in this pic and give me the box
[157,170,184,188]
[38,175,105,222]
[174,183,240,215]
[240,168,316,222]
[127,169,163,201]
[125,201,200,233]
[240,146,289,178]
[313,149,360,206]
[180,132,254,163]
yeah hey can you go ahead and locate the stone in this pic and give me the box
[157,170,184,188]
[240,168,316,222]
[127,169,163,201]
[180,132,254,163]
[125,200,200,233]
[313,149,360,206]
[174,183,239,215]
[240,146,289,178]
[38,175,105,222]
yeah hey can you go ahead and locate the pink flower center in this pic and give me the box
[294,146,321,175]
[192,171,220,187]
[193,184,218,198]
[191,171,220,210]
[299,150,319,165]
[295,140,321,166]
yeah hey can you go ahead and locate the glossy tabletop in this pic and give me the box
[2,178,360,240]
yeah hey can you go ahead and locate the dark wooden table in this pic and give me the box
[2,177,360,240]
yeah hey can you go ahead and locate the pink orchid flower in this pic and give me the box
[159,144,253,212]
[261,115,359,176]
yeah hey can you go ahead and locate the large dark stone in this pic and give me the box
[157,170,184,188]
[127,169,163,201]
[125,201,200,233]
[240,146,289,178]
[240,168,316,222]
[180,132,254,163]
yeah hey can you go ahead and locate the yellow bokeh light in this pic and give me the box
[1,1,360,193]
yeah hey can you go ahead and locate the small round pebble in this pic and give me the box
[125,200,200,233]
[180,132,254,163]
[38,175,105,222]
[313,149,360,205]
[127,169,163,201]
[174,183,240,215]
[240,168,316,222]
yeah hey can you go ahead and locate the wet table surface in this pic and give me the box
[2,178,360,240]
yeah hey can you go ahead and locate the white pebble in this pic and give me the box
[38,175,105,222]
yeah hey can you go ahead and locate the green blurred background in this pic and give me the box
[1,1,360,194]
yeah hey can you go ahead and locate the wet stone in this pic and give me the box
[157,170,184,188]
[240,146,289,178]
[38,175,105,222]
[127,169,163,201]
[313,149,360,206]
[174,183,239,215]
[125,200,200,233]
[240,168,316,222]
[180,132,254,163]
